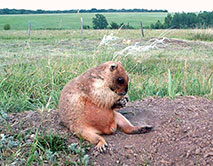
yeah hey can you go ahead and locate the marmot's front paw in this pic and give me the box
[112,95,129,109]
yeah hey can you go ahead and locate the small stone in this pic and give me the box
[26,139,32,143]
[195,148,200,154]
[187,160,194,165]
[204,152,213,158]
[201,160,207,165]
[30,134,35,139]
[186,150,191,157]
[172,137,176,141]
[124,145,132,149]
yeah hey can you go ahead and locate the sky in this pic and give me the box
[0,0,212,12]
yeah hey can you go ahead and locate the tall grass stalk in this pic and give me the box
[26,127,39,166]
[167,67,182,98]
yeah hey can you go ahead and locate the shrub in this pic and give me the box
[4,24,11,30]
[150,20,164,29]
[110,22,120,29]
[83,25,90,29]
[123,23,134,29]
[110,22,135,29]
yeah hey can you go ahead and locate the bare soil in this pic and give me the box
[2,96,213,166]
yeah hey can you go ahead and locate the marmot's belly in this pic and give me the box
[96,119,117,135]
[85,100,117,135]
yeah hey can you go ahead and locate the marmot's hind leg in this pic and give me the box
[76,127,108,152]
[115,112,153,134]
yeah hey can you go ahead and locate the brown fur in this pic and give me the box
[59,61,152,150]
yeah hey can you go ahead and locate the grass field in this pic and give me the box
[0,29,212,113]
[0,28,212,165]
[0,12,167,30]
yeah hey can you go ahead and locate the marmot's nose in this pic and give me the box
[121,92,127,96]
[118,90,127,96]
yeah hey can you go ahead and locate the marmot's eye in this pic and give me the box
[117,77,124,85]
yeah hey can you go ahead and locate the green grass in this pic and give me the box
[0,29,212,165]
[0,128,90,165]
[0,107,90,165]
[0,12,167,30]
[0,29,212,113]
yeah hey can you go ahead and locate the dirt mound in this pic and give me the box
[92,96,213,166]
[1,96,213,165]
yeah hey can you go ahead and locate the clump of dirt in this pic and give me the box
[1,96,213,165]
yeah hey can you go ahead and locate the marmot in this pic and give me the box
[59,61,152,151]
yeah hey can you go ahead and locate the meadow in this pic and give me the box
[0,28,212,165]
[0,12,167,30]
[0,29,212,114]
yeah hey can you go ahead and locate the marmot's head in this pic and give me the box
[96,61,129,97]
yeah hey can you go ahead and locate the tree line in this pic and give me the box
[0,8,168,15]
[151,11,213,29]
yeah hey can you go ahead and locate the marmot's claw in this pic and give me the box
[139,125,153,133]
[95,143,108,153]
[131,125,153,134]
[120,95,129,105]
[112,95,129,109]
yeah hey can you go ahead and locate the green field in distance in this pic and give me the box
[0,12,167,30]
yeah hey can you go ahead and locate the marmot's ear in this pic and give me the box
[110,64,118,72]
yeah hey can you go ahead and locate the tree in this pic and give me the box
[171,13,182,28]
[92,14,108,29]
[164,14,173,28]
[198,11,213,27]
[151,11,213,29]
